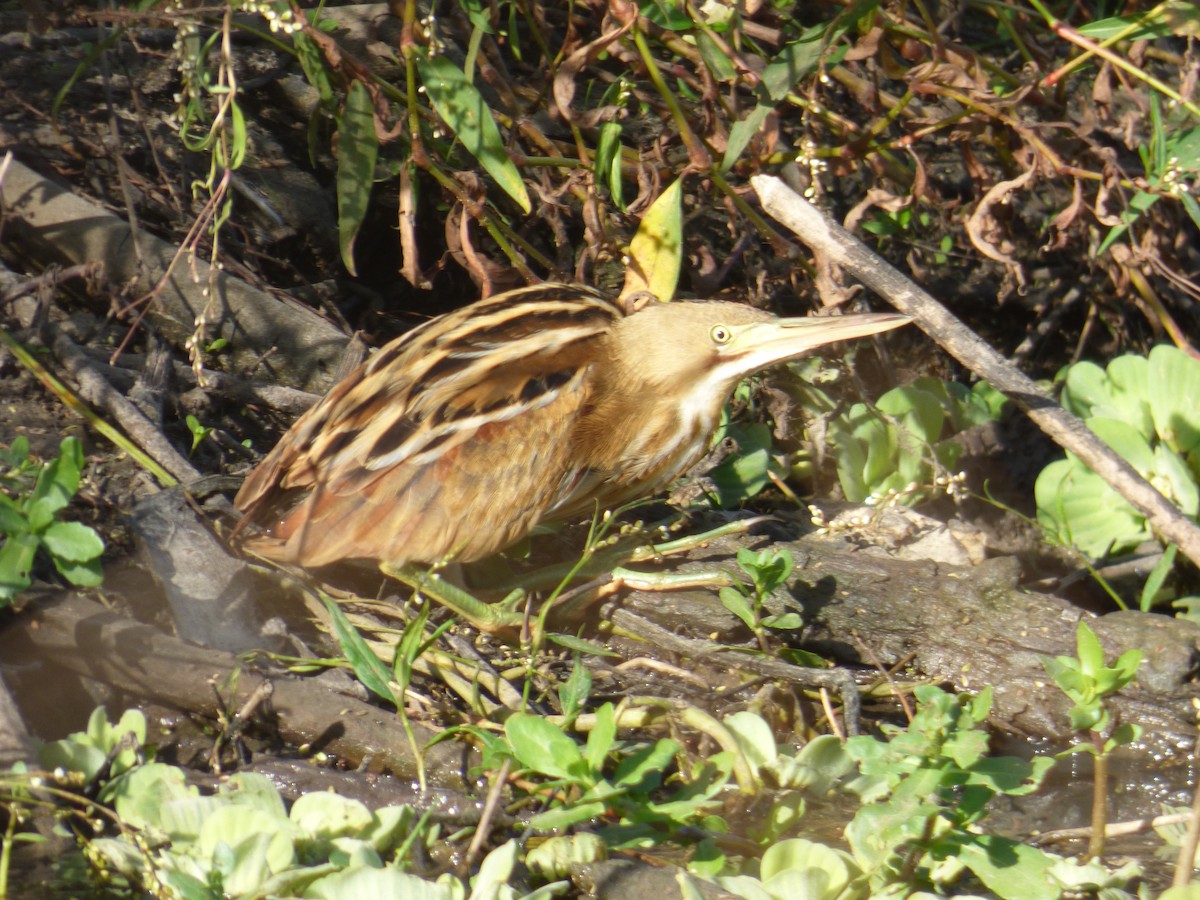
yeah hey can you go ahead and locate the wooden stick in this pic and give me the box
[753,174,1200,573]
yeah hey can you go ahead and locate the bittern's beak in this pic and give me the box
[728,312,911,372]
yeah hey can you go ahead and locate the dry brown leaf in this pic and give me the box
[1044,178,1084,252]
[553,14,635,126]
[397,163,432,290]
[844,187,909,233]
[965,164,1037,292]
[845,26,883,62]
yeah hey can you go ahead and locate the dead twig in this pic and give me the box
[0,592,473,788]
[0,263,102,307]
[752,173,1200,575]
[50,328,202,485]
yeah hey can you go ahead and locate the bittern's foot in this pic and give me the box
[382,517,774,632]
[495,514,775,595]
[623,515,776,563]
[380,563,526,634]
[547,563,742,622]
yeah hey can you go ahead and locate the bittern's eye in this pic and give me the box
[710,325,733,344]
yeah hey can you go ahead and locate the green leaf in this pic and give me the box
[1062,354,1154,438]
[110,763,198,831]
[42,520,104,562]
[622,177,683,302]
[227,97,247,170]
[198,806,295,895]
[53,556,104,587]
[505,714,585,781]
[1103,354,1155,438]
[336,80,380,276]
[1034,458,1150,556]
[321,594,396,705]
[1086,417,1155,471]
[595,121,625,210]
[290,791,372,839]
[2,436,30,467]
[965,685,994,721]
[1155,443,1200,515]
[458,0,493,32]
[1059,360,1109,418]
[718,586,757,630]
[877,385,946,444]
[39,736,107,783]
[760,27,830,102]
[584,703,616,774]
[0,533,38,599]
[546,632,620,657]
[294,30,335,107]
[1142,544,1178,610]
[762,612,803,629]
[771,734,855,793]
[1181,191,1200,232]
[760,838,856,899]
[1068,702,1105,732]
[967,756,1054,796]
[416,52,531,212]
[612,738,677,791]
[954,834,1060,900]
[526,834,607,881]
[0,494,27,534]
[27,437,84,531]
[307,866,451,899]
[221,773,288,818]
[708,422,777,505]
[696,31,736,82]
[1108,721,1143,750]
[528,800,609,832]
[1074,621,1105,678]
[720,105,771,174]
[393,599,433,687]
[1149,344,1200,457]
[472,840,521,899]
[1076,12,1175,40]
[641,0,692,30]
[1113,648,1143,681]
[724,711,778,775]
[557,658,591,722]
[777,647,829,668]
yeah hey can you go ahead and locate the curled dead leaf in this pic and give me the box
[553,16,635,126]
[965,165,1037,292]
[1044,178,1084,253]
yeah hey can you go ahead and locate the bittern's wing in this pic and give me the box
[234,286,619,568]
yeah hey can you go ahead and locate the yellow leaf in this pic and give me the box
[620,178,683,304]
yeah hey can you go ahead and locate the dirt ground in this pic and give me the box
[2,2,1200,895]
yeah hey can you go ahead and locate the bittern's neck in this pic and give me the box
[575,339,732,478]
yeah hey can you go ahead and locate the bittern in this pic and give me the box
[234,283,907,623]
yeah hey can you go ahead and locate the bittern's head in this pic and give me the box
[611,300,910,396]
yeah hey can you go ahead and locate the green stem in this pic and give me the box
[0,805,14,899]
[709,168,790,250]
[631,697,758,793]
[0,330,177,487]
[1172,756,1200,886]
[1027,0,1200,119]
[1088,733,1108,861]
[631,26,711,168]
[400,0,426,164]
